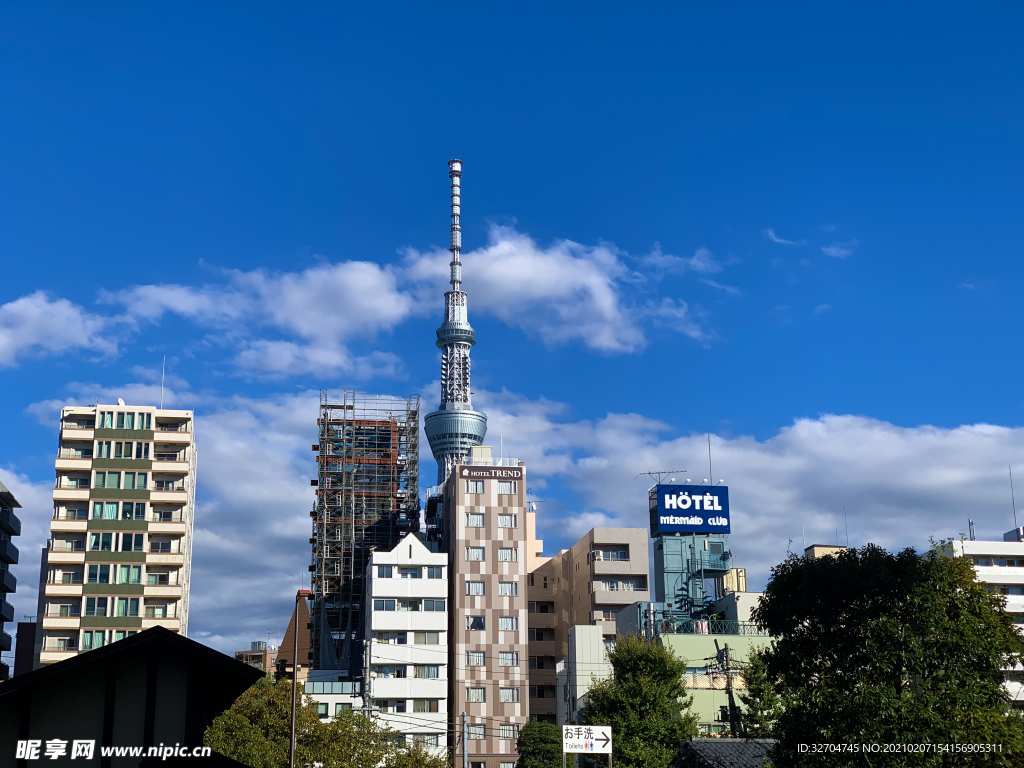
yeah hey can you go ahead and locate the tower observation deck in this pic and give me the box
[424,159,487,484]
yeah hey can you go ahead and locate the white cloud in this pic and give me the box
[699,279,742,296]
[764,229,807,246]
[642,298,707,342]
[0,291,118,366]
[821,240,857,259]
[24,372,195,425]
[641,245,726,275]
[814,303,832,314]
[404,225,649,352]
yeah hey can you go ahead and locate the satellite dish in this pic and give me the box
[669,477,675,483]
[117,398,125,406]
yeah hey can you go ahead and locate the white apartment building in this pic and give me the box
[37,404,196,667]
[950,530,1024,708]
[364,533,449,754]
[555,624,612,725]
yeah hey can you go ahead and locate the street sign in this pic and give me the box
[562,725,612,754]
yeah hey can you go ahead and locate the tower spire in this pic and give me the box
[424,159,488,484]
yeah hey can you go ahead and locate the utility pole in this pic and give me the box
[724,643,740,737]
[462,712,468,768]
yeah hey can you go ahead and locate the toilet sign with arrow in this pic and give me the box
[562,725,612,754]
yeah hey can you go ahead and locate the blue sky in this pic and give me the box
[2,3,1022,653]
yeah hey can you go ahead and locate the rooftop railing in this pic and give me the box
[656,618,767,637]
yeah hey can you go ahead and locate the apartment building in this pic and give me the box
[37,404,196,666]
[235,640,279,671]
[0,481,23,681]
[442,448,533,768]
[364,533,448,753]
[949,531,1024,707]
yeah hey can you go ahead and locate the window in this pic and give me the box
[137,473,147,489]
[124,472,137,490]
[89,533,113,552]
[427,565,443,579]
[374,631,407,644]
[109,472,121,489]
[466,616,485,631]
[398,599,421,612]
[317,703,328,718]
[466,581,485,596]
[87,565,110,584]
[530,685,556,699]
[498,548,518,562]
[593,547,629,562]
[121,533,143,552]
[529,627,552,642]
[528,574,534,586]
[498,617,519,632]
[466,726,486,740]
[377,565,393,578]
[501,763,517,768]
[499,687,520,703]
[498,582,518,596]
[466,547,485,562]
[414,699,440,713]
[399,567,422,578]
[94,472,106,489]
[413,631,440,645]
[543,576,548,588]
[497,481,517,495]
[498,513,517,528]
[414,665,440,679]
[423,599,445,611]
[466,513,484,527]
[373,599,397,612]
[499,724,520,740]
[136,442,149,459]
[125,413,135,430]
[467,651,485,666]
[499,652,519,667]
[465,480,484,494]
[116,413,126,429]
[467,688,485,703]
[335,703,352,715]
[413,735,439,748]
[99,411,113,428]
[373,665,407,678]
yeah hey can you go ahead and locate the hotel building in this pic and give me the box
[36,404,196,667]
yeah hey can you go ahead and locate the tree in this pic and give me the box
[753,544,1024,766]
[386,742,453,768]
[516,721,562,768]
[204,675,402,768]
[579,634,698,768]
[738,647,782,739]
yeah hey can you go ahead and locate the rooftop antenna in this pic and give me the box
[707,433,714,485]
[802,524,805,549]
[844,507,849,547]
[968,518,976,541]
[1011,465,1018,530]
[635,470,687,483]
[160,356,166,410]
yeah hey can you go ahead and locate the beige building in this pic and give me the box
[37,404,196,667]
[441,446,535,768]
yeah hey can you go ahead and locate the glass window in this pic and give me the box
[498,548,518,562]
[121,502,134,520]
[413,734,439,748]
[94,472,106,489]
[466,725,485,740]
[498,513,517,528]
[98,565,110,584]
[498,582,518,596]
[110,473,121,490]
[335,703,352,715]
[499,688,520,703]
[398,599,421,612]
[501,763,517,768]
[466,616,485,631]
[116,413,125,429]
[466,547,485,562]
[134,503,146,520]
[498,617,518,632]
[467,651,485,666]
[377,565,392,578]
[104,502,117,520]
[85,598,96,616]
[414,665,439,679]
[95,597,108,616]
[466,581,485,596]
[117,598,129,617]
[100,533,112,551]
[373,599,397,611]
[317,703,328,718]
[467,688,485,703]
[125,413,135,430]
[466,513,484,527]
[136,473,147,489]
[427,566,443,579]
[499,724,519,740]
[497,481,517,495]
[124,472,136,490]
[399,567,422,579]
[423,599,445,612]
[373,665,407,678]
[413,632,440,645]
[499,652,519,667]
[465,480,484,494]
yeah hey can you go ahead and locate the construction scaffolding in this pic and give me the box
[310,390,420,676]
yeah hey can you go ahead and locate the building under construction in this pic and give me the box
[310,390,420,677]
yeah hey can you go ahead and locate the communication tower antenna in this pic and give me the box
[635,470,687,483]
[707,433,714,485]
[1010,465,1018,530]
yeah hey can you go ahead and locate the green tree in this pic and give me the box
[386,742,453,768]
[753,544,1024,766]
[579,634,698,768]
[515,721,562,768]
[738,647,782,738]
[203,675,400,768]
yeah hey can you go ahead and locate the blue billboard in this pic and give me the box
[651,484,730,535]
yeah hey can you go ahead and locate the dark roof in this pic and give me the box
[0,479,21,508]
[679,738,775,768]
[0,625,263,698]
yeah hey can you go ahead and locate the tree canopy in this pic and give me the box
[753,544,1024,766]
[579,634,698,768]
[516,721,562,768]
[204,675,450,768]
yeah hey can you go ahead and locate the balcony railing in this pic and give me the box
[154,453,184,461]
[49,540,86,552]
[45,606,82,617]
[656,619,767,637]
[49,573,84,584]
[153,481,184,492]
[145,607,178,619]
[59,449,94,459]
[156,424,190,433]
[687,554,731,572]
[55,480,90,490]
[461,456,521,467]
[149,542,175,554]
[63,422,95,430]
[43,639,79,651]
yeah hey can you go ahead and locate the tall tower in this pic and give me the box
[424,159,487,484]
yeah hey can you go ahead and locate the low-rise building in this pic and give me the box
[235,640,278,671]
[365,533,449,754]
[555,625,611,724]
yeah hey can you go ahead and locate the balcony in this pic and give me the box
[42,638,78,652]
[145,606,178,619]
[49,540,86,552]
[0,506,21,536]
[1,569,16,592]
[155,423,190,433]
[0,537,18,565]
[55,479,91,490]
[49,573,84,585]
[655,618,767,637]
[688,554,731,573]
[153,480,185,492]
[45,605,82,618]
[58,448,94,459]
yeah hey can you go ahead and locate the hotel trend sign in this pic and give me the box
[652,484,731,534]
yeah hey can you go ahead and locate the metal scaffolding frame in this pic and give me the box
[310,389,420,676]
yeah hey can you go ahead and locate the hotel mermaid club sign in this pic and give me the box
[651,484,731,535]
